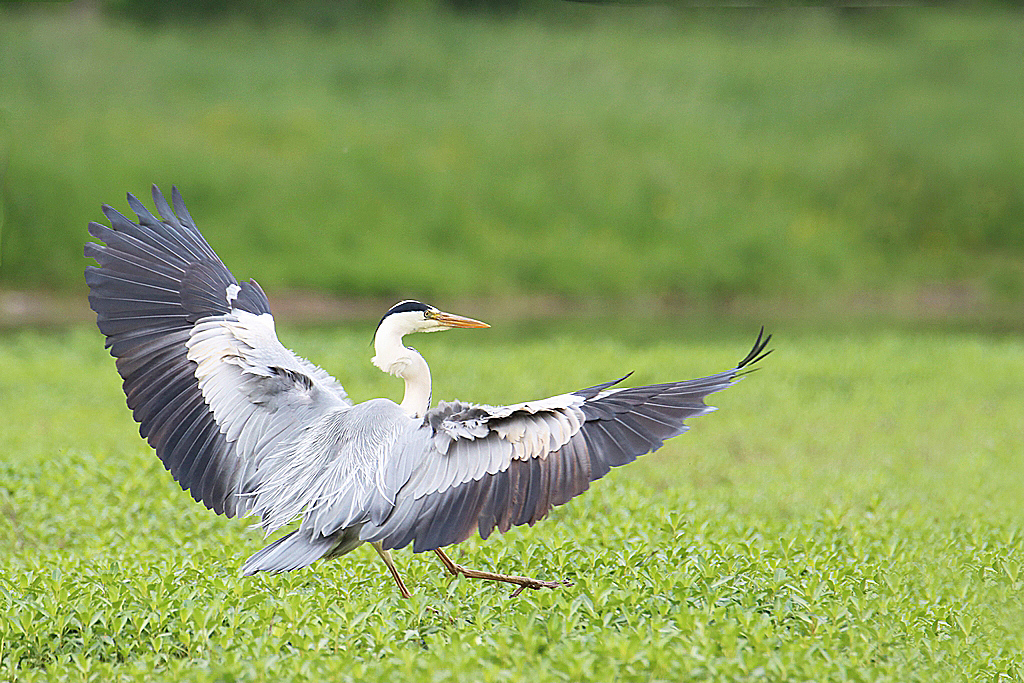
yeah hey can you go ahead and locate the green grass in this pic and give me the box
[1,325,1022,681]
[2,8,1024,303]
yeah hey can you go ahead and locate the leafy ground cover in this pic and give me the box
[1,325,1021,681]
[2,8,1024,303]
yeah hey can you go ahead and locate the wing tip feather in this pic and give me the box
[737,326,773,370]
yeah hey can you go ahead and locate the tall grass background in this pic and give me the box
[2,6,1023,310]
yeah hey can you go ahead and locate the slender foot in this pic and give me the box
[433,548,570,597]
[371,541,412,599]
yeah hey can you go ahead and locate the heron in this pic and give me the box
[85,185,771,598]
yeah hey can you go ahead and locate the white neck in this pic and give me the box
[372,317,432,418]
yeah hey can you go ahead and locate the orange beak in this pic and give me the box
[428,310,490,329]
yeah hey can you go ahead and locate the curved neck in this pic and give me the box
[397,350,431,418]
[372,325,432,418]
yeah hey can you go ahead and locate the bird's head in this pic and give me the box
[374,300,489,343]
[372,300,489,378]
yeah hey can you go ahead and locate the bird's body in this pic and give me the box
[85,186,770,596]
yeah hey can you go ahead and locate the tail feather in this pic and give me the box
[241,527,361,576]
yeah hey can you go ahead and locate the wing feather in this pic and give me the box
[86,185,352,522]
[361,334,769,552]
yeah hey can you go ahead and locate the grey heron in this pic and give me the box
[85,185,771,598]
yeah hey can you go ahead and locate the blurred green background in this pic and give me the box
[2,1,1022,326]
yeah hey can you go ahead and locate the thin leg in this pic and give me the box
[371,541,412,599]
[433,548,569,597]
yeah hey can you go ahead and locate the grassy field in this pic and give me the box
[1,324,1022,681]
[2,8,1024,305]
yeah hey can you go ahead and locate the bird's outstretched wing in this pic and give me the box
[360,331,771,552]
[85,185,352,519]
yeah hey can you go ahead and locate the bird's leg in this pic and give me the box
[433,548,569,597]
[371,541,412,599]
